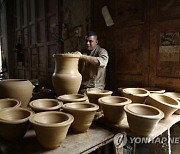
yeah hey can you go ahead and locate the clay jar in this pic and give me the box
[29,111,74,149]
[0,108,33,141]
[98,96,132,125]
[124,103,164,136]
[146,94,180,119]
[52,53,82,96]
[58,94,88,104]
[0,98,21,110]
[120,88,149,103]
[62,102,99,133]
[144,87,165,94]
[0,79,33,108]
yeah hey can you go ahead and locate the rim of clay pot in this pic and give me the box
[124,103,164,119]
[62,102,99,112]
[29,99,63,111]
[29,111,74,127]
[86,89,113,95]
[53,53,81,58]
[122,88,149,96]
[0,79,30,82]
[98,96,132,106]
[0,108,33,124]
[0,98,21,109]
[144,87,165,94]
[164,92,180,100]
[57,94,87,102]
[149,94,180,109]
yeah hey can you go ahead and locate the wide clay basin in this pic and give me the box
[164,92,180,114]
[146,94,180,118]
[0,98,21,110]
[98,96,132,124]
[124,103,164,136]
[144,87,165,94]
[57,94,88,103]
[29,111,74,149]
[29,99,63,112]
[0,108,33,141]
[62,102,99,133]
[120,88,149,103]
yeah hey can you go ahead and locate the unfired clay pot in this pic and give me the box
[146,94,180,119]
[0,79,33,108]
[120,88,149,103]
[57,94,88,103]
[164,92,180,114]
[0,108,33,141]
[29,111,74,149]
[62,102,99,133]
[144,87,165,94]
[29,99,63,112]
[124,103,164,136]
[98,96,132,124]
[0,98,21,110]
[52,53,82,96]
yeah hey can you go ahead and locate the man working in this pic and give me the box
[78,31,109,94]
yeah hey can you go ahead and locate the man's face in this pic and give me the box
[85,36,98,51]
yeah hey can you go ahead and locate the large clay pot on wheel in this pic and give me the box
[52,53,82,96]
[0,79,33,108]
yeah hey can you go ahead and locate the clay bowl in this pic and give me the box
[124,103,164,136]
[144,87,165,94]
[57,94,88,103]
[0,98,21,110]
[86,88,113,105]
[120,88,149,103]
[29,99,63,112]
[0,108,33,141]
[98,96,132,124]
[29,111,74,149]
[146,94,180,119]
[62,102,99,133]
[164,92,180,114]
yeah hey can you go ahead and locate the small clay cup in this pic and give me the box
[57,94,88,103]
[98,96,132,124]
[144,87,165,94]
[29,111,74,149]
[146,94,180,119]
[164,92,180,114]
[124,103,164,136]
[120,88,149,103]
[62,102,99,133]
[0,98,21,110]
[0,108,33,141]
[29,99,63,112]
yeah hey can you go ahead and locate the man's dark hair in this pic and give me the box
[86,31,98,39]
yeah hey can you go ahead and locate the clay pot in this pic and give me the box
[164,92,180,114]
[52,53,82,96]
[62,102,99,133]
[0,79,33,108]
[144,87,165,94]
[0,108,33,141]
[120,88,149,103]
[146,94,180,119]
[124,103,164,136]
[57,94,88,104]
[0,98,21,110]
[29,111,74,149]
[98,96,132,124]
[86,88,113,105]
[29,99,63,112]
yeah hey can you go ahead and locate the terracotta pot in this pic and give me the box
[124,103,164,136]
[62,102,99,133]
[0,79,33,108]
[120,88,149,103]
[52,53,82,96]
[29,99,63,112]
[146,94,180,119]
[164,92,180,114]
[0,108,33,141]
[144,87,165,94]
[57,94,88,103]
[29,111,74,149]
[98,96,132,124]
[0,98,21,110]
